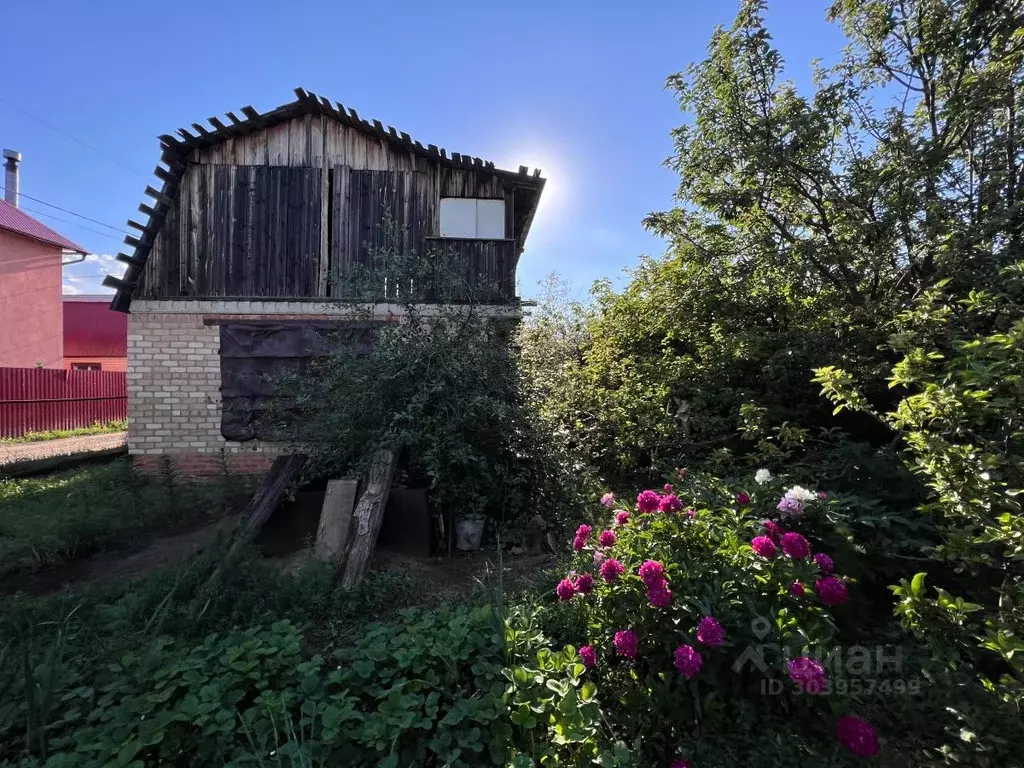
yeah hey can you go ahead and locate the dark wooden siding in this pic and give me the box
[329,168,515,301]
[137,165,322,298]
[135,115,525,303]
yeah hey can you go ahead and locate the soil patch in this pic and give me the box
[2,515,240,597]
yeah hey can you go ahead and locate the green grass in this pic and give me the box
[0,420,126,445]
[0,457,251,576]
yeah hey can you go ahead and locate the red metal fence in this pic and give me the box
[0,367,126,438]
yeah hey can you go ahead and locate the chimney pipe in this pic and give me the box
[3,149,21,207]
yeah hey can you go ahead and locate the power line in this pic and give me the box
[17,205,126,244]
[0,96,148,178]
[0,186,126,234]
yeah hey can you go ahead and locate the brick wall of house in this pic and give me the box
[127,300,523,476]
[0,229,63,368]
[127,310,280,475]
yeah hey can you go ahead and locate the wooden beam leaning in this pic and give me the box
[340,449,400,586]
[314,478,359,563]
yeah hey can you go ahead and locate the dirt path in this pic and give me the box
[3,515,240,597]
[0,432,127,466]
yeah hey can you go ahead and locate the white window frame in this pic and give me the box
[439,198,506,239]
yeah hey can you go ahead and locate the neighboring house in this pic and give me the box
[0,150,88,368]
[63,296,128,371]
[105,88,545,475]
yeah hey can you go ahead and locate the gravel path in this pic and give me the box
[0,432,127,466]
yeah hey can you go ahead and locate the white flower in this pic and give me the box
[785,485,817,503]
[754,469,773,485]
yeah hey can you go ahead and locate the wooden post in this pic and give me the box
[314,478,358,562]
[340,449,399,586]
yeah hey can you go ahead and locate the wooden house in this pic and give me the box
[106,88,545,474]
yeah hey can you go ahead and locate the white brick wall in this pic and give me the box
[127,311,278,460]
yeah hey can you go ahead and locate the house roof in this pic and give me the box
[0,199,87,253]
[104,87,546,312]
[63,299,128,357]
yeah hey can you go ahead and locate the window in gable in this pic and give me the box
[439,198,506,239]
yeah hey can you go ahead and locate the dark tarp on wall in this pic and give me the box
[219,321,379,441]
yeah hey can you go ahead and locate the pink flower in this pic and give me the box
[686,507,696,518]
[659,493,683,513]
[780,532,810,559]
[593,550,607,566]
[735,491,750,505]
[601,492,615,508]
[788,656,828,694]
[813,553,834,574]
[614,629,638,658]
[599,529,617,547]
[647,580,673,608]
[751,536,777,559]
[556,578,576,601]
[673,644,703,679]
[762,520,784,541]
[696,616,726,647]
[664,483,673,493]
[670,762,692,768]
[777,496,804,518]
[637,490,661,513]
[615,510,630,526]
[817,491,828,501]
[600,558,625,583]
[579,645,597,668]
[575,573,594,595]
[677,467,687,479]
[638,560,665,586]
[816,576,848,606]
[836,715,879,757]
[790,580,805,597]
[572,524,592,551]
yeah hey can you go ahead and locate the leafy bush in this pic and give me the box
[0,597,623,768]
[817,263,1024,712]
[549,471,889,764]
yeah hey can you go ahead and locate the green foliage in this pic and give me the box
[1,592,623,767]
[501,605,627,766]
[555,472,846,763]
[275,247,591,544]
[817,261,1024,710]
[0,459,250,576]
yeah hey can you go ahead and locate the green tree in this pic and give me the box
[526,0,1024,497]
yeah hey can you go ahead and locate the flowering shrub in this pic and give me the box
[557,471,874,762]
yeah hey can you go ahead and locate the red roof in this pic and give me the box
[0,199,87,253]
[63,299,127,357]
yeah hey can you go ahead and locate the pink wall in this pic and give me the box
[0,228,64,368]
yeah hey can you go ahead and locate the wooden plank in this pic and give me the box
[318,118,330,297]
[145,185,172,205]
[289,113,309,165]
[314,479,359,562]
[116,252,145,267]
[340,449,399,586]
[185,167,200,294]
[331,164,351,296]
[195,454,307,604]
[266,122,289,165]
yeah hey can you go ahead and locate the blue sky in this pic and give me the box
[2,0,847,301]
